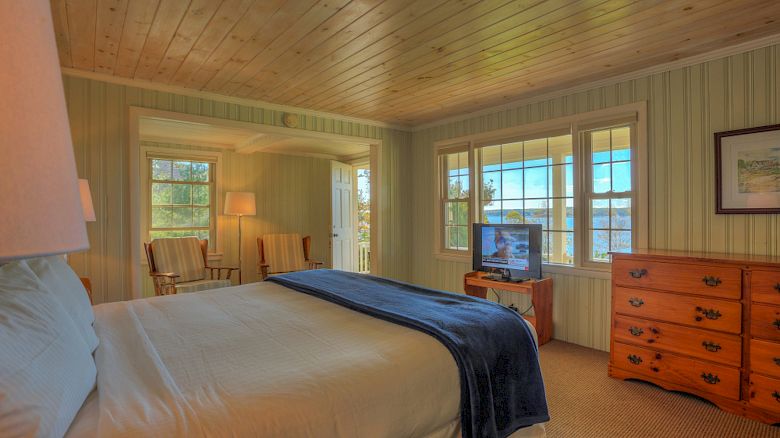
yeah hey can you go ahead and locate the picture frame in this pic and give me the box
[715,124,780,214]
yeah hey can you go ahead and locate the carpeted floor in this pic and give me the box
[537,341,780,438]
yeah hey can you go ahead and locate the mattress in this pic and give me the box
[66,281,546,437]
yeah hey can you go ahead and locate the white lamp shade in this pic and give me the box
[0,1,88,262]
[224,192,256,216]
[78,179,96,222]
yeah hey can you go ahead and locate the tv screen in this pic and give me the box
[472,223,542,280]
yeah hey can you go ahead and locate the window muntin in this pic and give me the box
[478,134,574,265]
[148,158,216,247]
[441,149,470,251]
[585,125,633,262]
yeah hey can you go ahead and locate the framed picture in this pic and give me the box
[715,124,780,214]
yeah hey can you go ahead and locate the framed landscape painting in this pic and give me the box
[715,124,780,214]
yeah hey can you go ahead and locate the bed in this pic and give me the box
[0,258,546,438]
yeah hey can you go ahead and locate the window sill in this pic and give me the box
[432,252,612,280]
[542,263,611,280]
[434,251,471,263]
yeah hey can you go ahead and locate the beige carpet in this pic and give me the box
[538,341,780,438]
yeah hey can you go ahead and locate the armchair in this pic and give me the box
[257,234,323,279]
[144,237,239,296]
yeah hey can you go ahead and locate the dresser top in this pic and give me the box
[611,248,780,267]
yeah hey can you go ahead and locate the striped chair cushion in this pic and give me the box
[151,237,205,283]
[175,279,231,294]
[263,234,306,274]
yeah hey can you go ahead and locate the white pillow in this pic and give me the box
[0,260,97,438]
[25,256,98,353]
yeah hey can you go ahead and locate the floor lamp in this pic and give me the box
[224,192,256,284]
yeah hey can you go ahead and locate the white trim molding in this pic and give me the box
[62,67,408,131]
[413,34,780,131]
[64,34,780,132]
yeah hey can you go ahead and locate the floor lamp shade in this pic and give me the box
[0,1,88,262]
[224,192,257,216]
[79,179,96,222]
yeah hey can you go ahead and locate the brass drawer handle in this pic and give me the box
[702,276,722,287]
[702,341,721,352]
[773,391,780,402]
[628,297,644,307]
[774,319,780,330]
[627,354,642,365]
[774,358,780,366]
[774,283,780,292]
[629,326,644,336]
[701,372,720,385]
[629,269,647,279]
[695,306,722,320]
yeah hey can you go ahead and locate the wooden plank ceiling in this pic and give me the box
[52,0,780,126]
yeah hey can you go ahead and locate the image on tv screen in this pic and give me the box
[481,226,530,271]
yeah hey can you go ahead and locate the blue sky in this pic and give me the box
[452,150,631,209]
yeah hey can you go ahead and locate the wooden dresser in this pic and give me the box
[609,249,780,424]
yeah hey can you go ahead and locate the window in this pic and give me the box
[584,125,634,262]
[147,157,216,248]
[434,103,646,272]
[478,134,574,264]
[439,148,471,251]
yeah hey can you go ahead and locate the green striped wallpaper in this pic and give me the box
[410,45,780,351]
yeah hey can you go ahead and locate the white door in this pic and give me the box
[331,161,354,271]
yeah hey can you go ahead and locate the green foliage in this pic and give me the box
[357,169,370,243]
[172,184,192,205]
[151,183,171,205]
[504,210,524,224]
[192,185,210,205]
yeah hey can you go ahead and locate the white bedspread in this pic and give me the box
[66,281,545,437]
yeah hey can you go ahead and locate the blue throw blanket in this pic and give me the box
[267,270,549,438]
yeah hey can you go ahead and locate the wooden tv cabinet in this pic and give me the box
[464,271,552,345]
[609,249,780,424]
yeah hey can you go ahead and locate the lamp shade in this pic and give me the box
[78,179,96,222]
[0,1,88,262]
[224,192,256,216]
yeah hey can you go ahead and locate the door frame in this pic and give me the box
[341,158,371,273]
[129,107,383,299]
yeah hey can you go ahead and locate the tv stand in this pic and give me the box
[464,271,553,345]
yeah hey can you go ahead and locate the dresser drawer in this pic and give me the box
[749,373,780,415]
[751,304,780,342]
[613,258,741,299]
[613,342,741,400]
[613,287,742,334]
[752,270,780,306]
[750,339,780,378]
[613,315,741,367]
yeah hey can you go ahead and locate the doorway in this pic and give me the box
[330,159,372,273]
[128,107,383,298]
[355,164,370,273]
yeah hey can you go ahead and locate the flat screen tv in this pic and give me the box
[472,223,543,280]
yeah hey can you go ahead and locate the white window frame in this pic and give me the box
[140,146,224,261]
[433,102,648,278]
[580,121,638,269]
[434,143,476,259]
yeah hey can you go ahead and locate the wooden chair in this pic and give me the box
[144,237,239,296]
[257,234,323,279]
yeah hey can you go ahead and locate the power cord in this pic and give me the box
[519,303,534,315]
[491,287,534,315]
[489,287,502,305]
